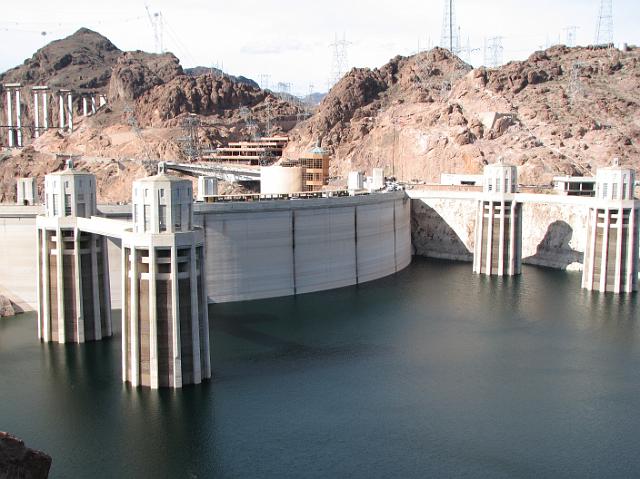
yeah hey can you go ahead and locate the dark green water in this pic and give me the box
[1,258,640,478]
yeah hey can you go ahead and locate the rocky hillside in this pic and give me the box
[285,46,640,185]
[0,29,306,203]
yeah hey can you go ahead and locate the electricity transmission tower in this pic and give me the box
[178,115,201,161]
[329,33,351,87]
[484,37,504,68]
[240,106,260,141]
[440,0,459,53]
[568,62,584,104]
[145,4,164,53]
[595,0,613,46]
[564,26,579,47]
[124,104,152,160]
[260,74,271,91]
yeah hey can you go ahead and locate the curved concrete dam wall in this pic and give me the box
[196,191,411,302]
[0,192,411,311]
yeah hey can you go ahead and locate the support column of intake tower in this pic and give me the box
[473,159,522,276]
[36,160,112,343]
[582,160,638,293]
[121,165,211,389]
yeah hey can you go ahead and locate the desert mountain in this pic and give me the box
[0,29,305,202]
[285,45,640,186]
[0,28,121,91]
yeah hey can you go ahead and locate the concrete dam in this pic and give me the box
[0,190,412,313]
[1,159,637,388]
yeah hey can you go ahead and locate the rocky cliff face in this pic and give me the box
[286,46,640,186]
[107,51,184,102]
[0,432,52,478]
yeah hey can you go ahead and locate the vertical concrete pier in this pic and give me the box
[121,167,211,388]
[57,90,73,132]
[36,160,112,343]
[582,160,638,293]
[473,159,522,276]
[3,83,22,147]
[32,86,50,138]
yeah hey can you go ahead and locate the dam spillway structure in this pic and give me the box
[582,161,638,293]
[473,159,522,276]
[121,168,211,389]
[36,160,112,343]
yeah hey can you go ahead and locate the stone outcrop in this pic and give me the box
[0,296,16,317]
[0,432,51,478]
[107,51,183,102]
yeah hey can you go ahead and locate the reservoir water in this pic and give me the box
[1,258,639,478]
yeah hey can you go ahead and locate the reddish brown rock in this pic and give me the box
[0,432,51,479]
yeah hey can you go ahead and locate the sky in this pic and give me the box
[1,0,639,96]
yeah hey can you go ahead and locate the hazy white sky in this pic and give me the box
[1,0,639,95]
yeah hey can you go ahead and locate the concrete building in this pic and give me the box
[298,143,330,192]
[582,161,638,293]
[36,161,112,343]
[348,171,365,191]
[260,165,304,194]
[205,136,288,165]
[196,176,218,202]
[121,171,210,388]
[473,159,522,276]
[553,176,596,196]
[369,168,385,191]
[16,178,37,205]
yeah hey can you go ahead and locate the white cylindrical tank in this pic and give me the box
[260,165,304,195]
